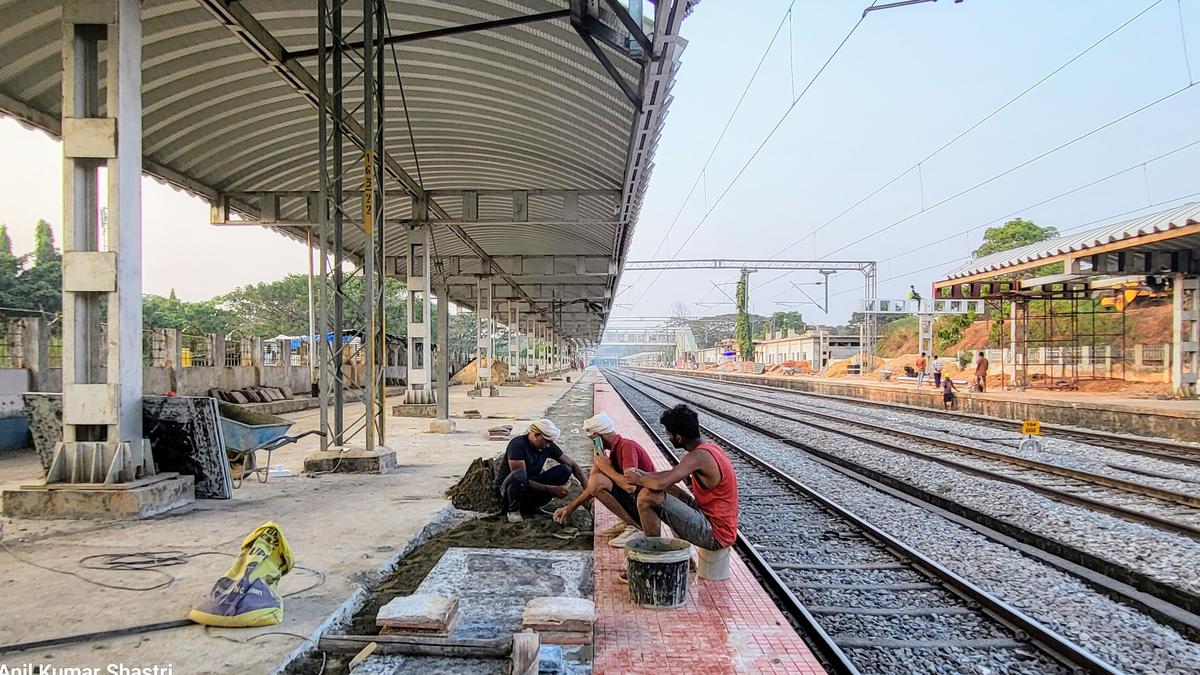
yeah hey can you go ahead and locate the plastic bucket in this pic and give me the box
[625,537,691,608]
[696,546,732,580]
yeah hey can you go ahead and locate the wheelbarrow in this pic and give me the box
[218,403,324,487]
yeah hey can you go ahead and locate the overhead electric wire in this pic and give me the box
[628,3,875,311]
[815,189,1200,301]
[622,1,802,296]
[763,136,1200,304]
[766,0,1166,266]
[815,82,1199,261]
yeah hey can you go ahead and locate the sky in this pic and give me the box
[0,0,1197,318]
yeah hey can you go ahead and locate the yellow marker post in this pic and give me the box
[1022,420,1041,436]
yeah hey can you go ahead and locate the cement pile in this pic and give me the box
[445,455,502,512]
[451,358,510,385]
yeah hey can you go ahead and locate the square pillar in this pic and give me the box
[54,0,150,480]
[405,225,434,404]
[1172,274,1199,397]
[474,278,495,393]
[5,0,195,519]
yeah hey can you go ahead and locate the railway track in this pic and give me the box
[652,369,1200,467]
[606,370,1119,675]
[638,370,1200,541]
[613,368,1200,633]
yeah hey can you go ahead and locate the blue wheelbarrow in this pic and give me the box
[218,403,324,487]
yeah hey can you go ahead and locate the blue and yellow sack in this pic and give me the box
[188,521,295,627]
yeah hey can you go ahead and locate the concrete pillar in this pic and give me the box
[1172,274,1199,397]
[1134,343,1145,368]
[405,225,434,404]
[435,283,451,423]
[917,314,934,374]
[19,318,49,392]
[32,0,190,507]
[475,278,494,392]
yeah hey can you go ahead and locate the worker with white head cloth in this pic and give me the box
[492,418,586,523]
[553,411,656,548]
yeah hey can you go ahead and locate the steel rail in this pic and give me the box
[604,369,1120,675]
[621,369,1200,622]
[643,372,1200,537]
[651,368,1200,467]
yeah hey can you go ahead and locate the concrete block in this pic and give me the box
[62,383,117,425]
[376,594,458,632]
[522,597,595,633]
[62,251,117,292]
[391,403,436,418]
[303,446,397,474]
[1,473,194,520]
[428,419,456,434]
[62,117,117,158]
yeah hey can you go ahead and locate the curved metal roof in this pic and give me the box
[943,201,1200,282]
[0,0,697,342]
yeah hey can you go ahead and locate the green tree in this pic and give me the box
[15,220,62,313]
[0,225,21,309]
[973,218,1059,258]
[734,275,752,360]
[759,310,805,338]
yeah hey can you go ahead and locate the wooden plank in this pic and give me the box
[511,632,540,675]
[318,634,510,658]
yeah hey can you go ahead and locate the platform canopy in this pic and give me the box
[0,0,697,343]
[936,202,1200,289]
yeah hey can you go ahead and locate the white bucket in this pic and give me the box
[696,546,732,580]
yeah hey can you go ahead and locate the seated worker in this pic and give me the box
[624,404,738,554]
[942,375,959,410]
[552,411,656,548]
[493,418,586,523]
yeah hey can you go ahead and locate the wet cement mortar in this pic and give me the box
[288,379,597,675]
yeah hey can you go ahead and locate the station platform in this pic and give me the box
[642,367,1200,443]
[591,378,825,675]
[0,378,577,673]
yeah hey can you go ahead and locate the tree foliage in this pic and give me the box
[973,218,1059,258]
[0,219,63,313]
[759,310,805,338]
[734,275,752,360]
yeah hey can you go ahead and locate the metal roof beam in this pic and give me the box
[288,9,571,60]
[196,0,555,327]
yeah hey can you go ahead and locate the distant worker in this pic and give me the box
[914,352,928,388]
[942,375,959,410]
[624,404,739,557]
[932,353,944,388]
[553,411,656,548]
[907,284,922,302]
[975,351,990,393]
[493,418,586,523]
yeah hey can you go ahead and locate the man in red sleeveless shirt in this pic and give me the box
[624,404,739,552]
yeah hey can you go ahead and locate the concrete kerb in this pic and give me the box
[270,504,484,674]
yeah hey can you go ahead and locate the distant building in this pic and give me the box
[754,330,861,371]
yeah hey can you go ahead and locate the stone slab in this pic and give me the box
[428,419,456,434]
[392,403,436,418]
[522,597,595,633]
[1,474,195,519]
[303,446,398,474]
[376,594,458,630]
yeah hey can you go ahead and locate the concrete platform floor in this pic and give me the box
[0,376,579,674]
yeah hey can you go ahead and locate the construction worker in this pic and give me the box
[493,418,586,523]
[914,352,928,388]
[975,351,990,392]
[553,411,656,548]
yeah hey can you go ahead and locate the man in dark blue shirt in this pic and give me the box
[493,418,586,522]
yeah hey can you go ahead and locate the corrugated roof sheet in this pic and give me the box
[944,202,1200,280]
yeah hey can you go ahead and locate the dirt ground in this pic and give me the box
[288,376,600,675]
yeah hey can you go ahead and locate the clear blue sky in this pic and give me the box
[0,0,1196,322]
[617,0,1200,323]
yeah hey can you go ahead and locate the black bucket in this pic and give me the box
[625,537,691,608]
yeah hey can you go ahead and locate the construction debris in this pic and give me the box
[452,358,510,385]
[445,455,502,512]
[487,424,513,441]
[462,409,482,419]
